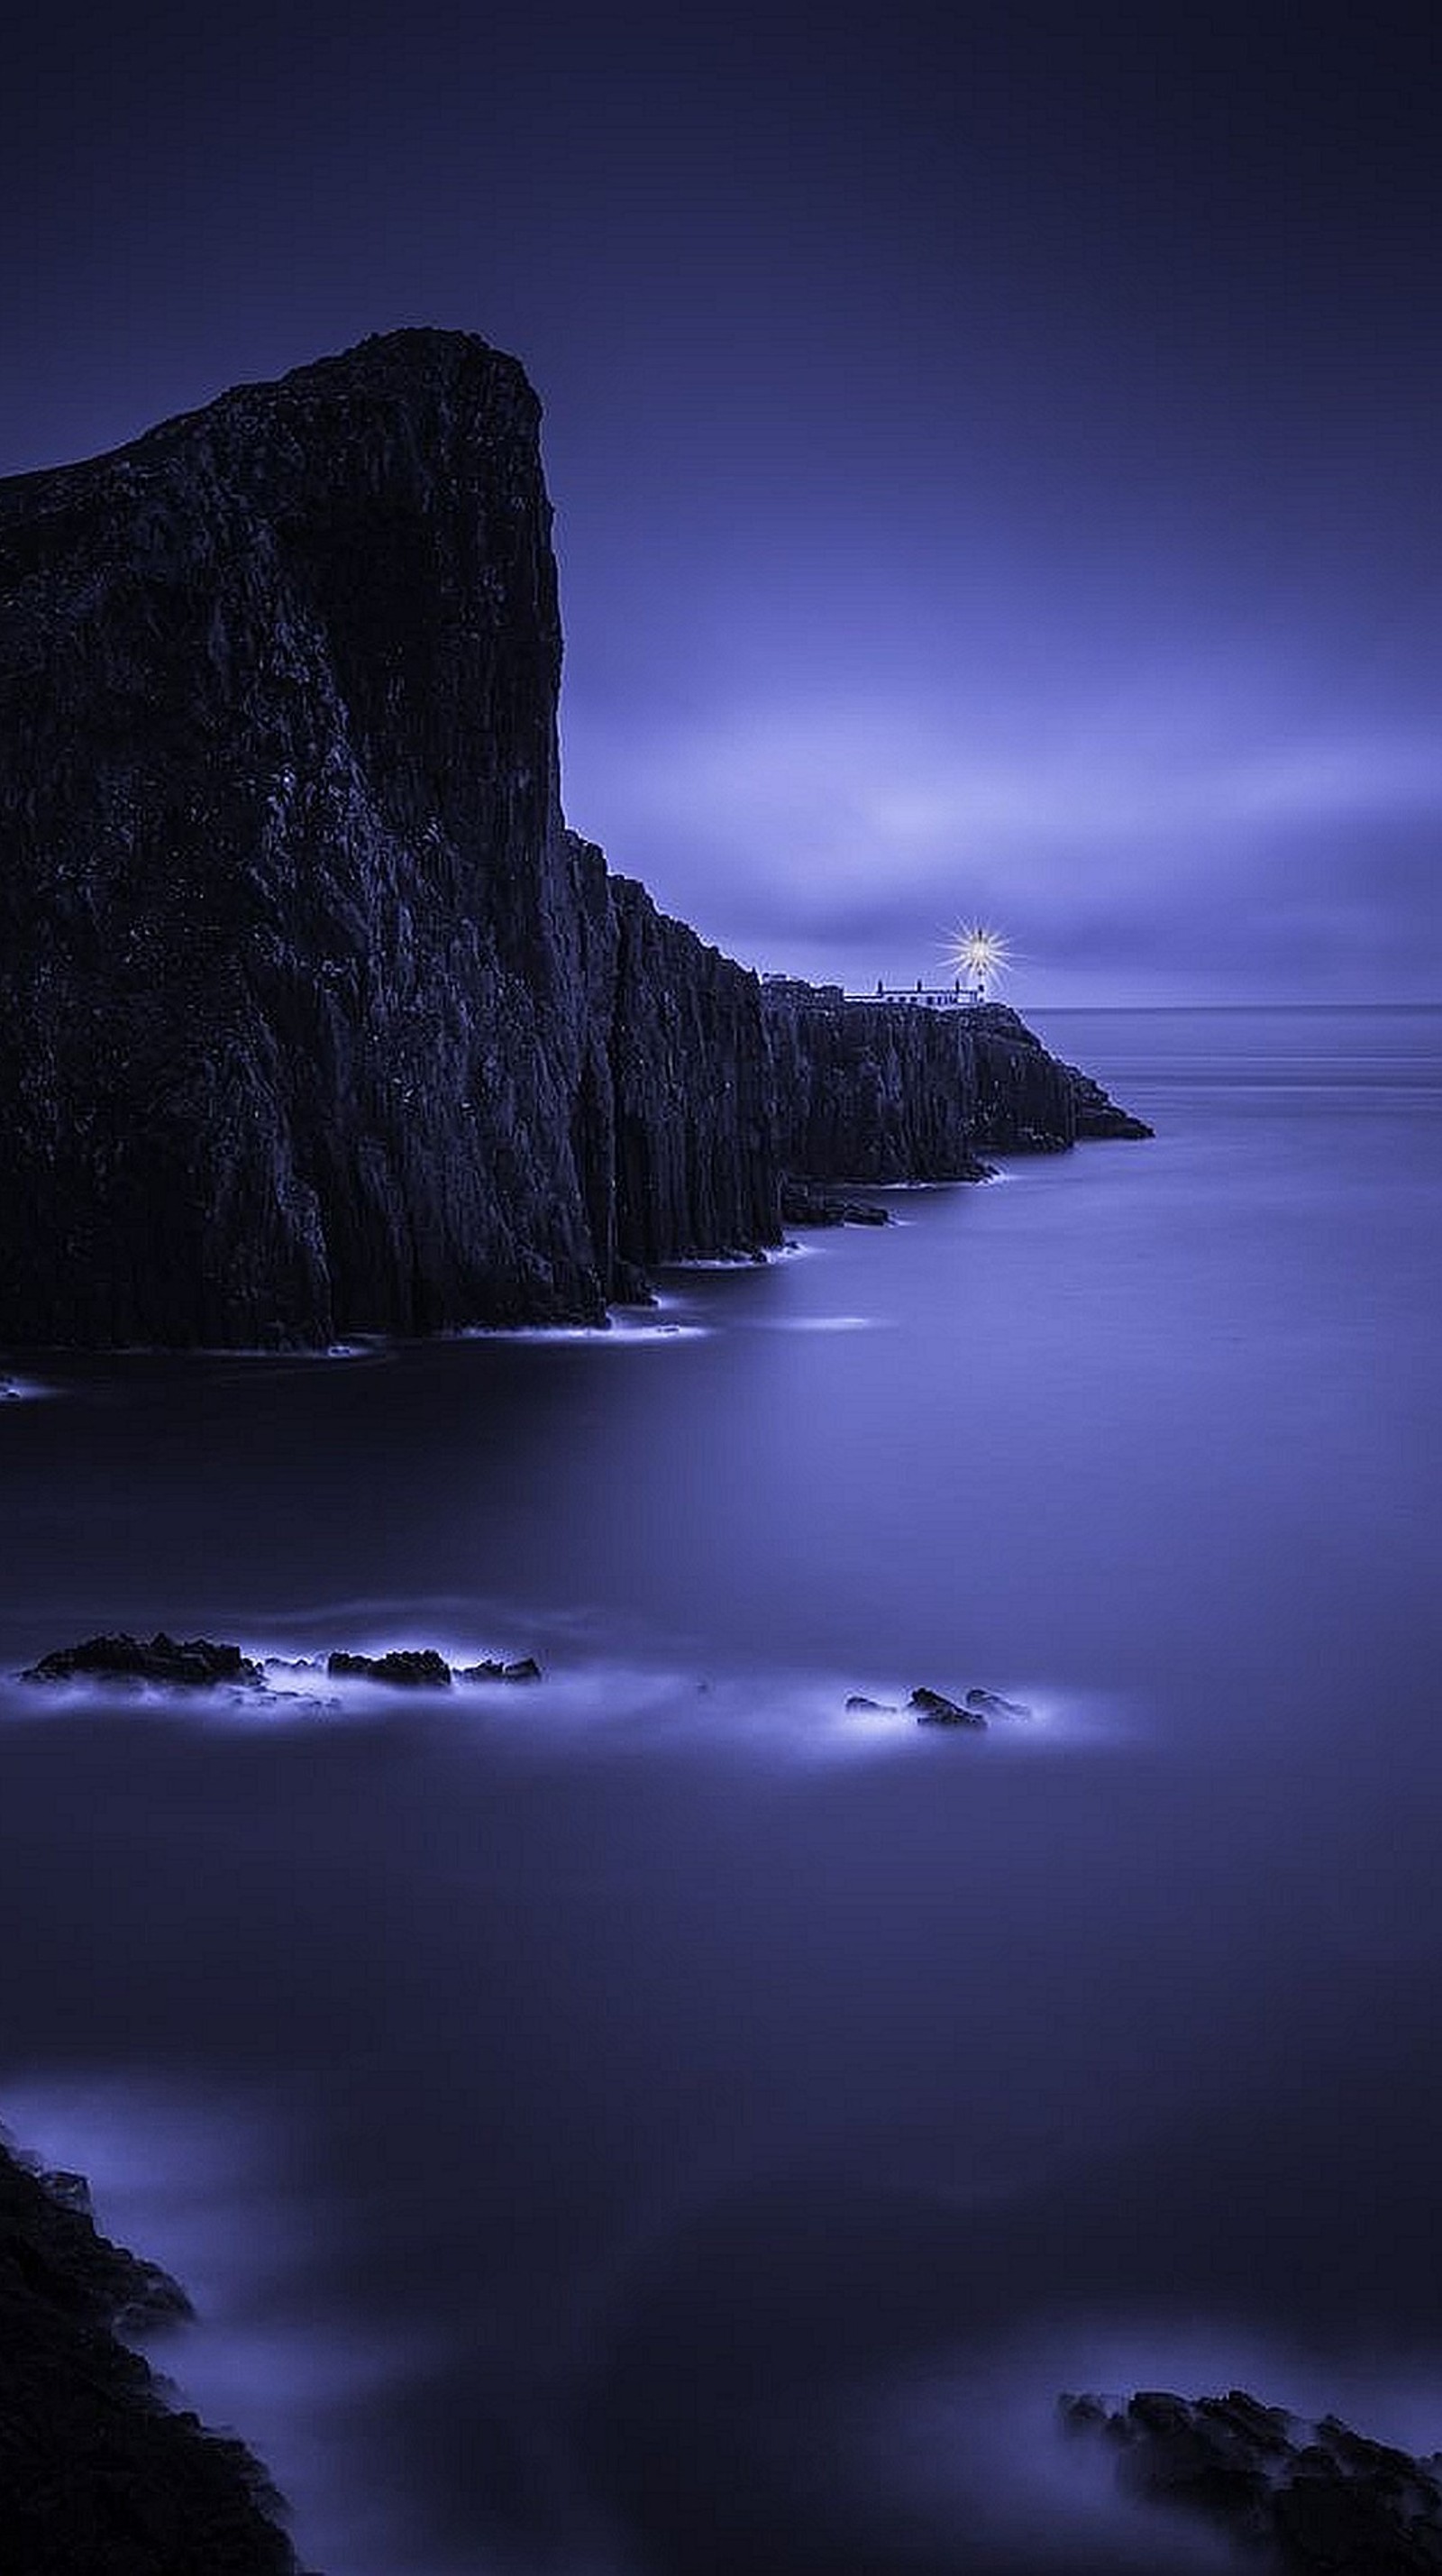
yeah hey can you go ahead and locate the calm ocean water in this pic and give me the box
[2,1005,1439,2574]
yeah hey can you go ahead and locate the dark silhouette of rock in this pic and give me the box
[21,1632,544,1692]
[1062,1063,1155,1139]
[780,1181,892,1227]
[909,1686,986,1727]
[0,332,1148,1347]
[326,1647,452,1685]
[0,332,781,1346]
[1063,2387,1442,2573]
[0,2133,305,2573]
[764,991,1148,1179]
[606,870,780,1273]
[965,1685,1032,1716]
[844,1693,898,1712]
[23,1631,264,1687]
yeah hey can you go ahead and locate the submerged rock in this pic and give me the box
[23,1631,264,1687]
[457,1655,543,1682]
[909,1686,987,1728]
[326,1648,453,1686]
[844,1692,898,1713]
[0,2133,305,2573]
[1062,2387,1442,2572]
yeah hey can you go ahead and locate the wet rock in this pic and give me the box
[844,1693,898,1713]
[909,1686,986,1727]
[1062,2387,1442,2572]
[965,1686,1033,1717]
[0,2133,305,2572]
[780,1181,891,1227]
[457,1656,543,1683]
[326,1648,452,1686]
[23,1631,264,1688]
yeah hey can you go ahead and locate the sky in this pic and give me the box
[3,0,1439,1002]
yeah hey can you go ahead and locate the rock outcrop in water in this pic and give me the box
[21,1632,544,1690]
[0,2133,305,2574]
[0,330,1145,1349]
[1063,2388,1442,2573]
[23,1631,266,1687]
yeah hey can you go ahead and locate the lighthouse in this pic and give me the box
[949,924,1009,1004]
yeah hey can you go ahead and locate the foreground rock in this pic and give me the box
[0,2133,305,2573]
[1063,2388,1442,2572]
[23,1632,264,1687]
[0,331,1148,1348]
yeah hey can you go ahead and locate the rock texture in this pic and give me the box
[1063,2388,1442,2574]
[20,1633,543,1691]
[23,1632,264,1687]
[0,332,777,1345]
[0,329,1145,1349]
[0,2133,305,2574]
[764,992,1149,1177]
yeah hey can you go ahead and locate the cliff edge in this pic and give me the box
[0,2131,305,2573]
[0,331,1145,1349]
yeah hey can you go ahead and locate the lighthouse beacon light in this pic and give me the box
[947,924,1011,1005]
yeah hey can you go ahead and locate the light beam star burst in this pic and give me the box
[945,924,1011,1000]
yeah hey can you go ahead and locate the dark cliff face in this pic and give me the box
[0,331,1142,1349]
[0,332,614,1342]
[766,996,991,1182]
[765,997,1146,1177]
[608,872,780,1268]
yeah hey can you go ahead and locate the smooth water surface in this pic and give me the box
[2,1006,1439,2572]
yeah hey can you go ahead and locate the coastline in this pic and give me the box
[0,2131,305,2575]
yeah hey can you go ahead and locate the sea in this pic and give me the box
[2,1003,1439,2575]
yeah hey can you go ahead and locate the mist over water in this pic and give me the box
[2,1008,1439,2573]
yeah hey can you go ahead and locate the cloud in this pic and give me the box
[561,676,1442,1000]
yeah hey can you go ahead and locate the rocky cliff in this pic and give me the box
[766,993,1148,1178]
[0,331,1143,1349]
[0,2133,304,2574]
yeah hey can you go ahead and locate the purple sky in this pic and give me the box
[4,1,1439,1000]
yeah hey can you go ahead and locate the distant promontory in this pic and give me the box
[0,331,1146,1349]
